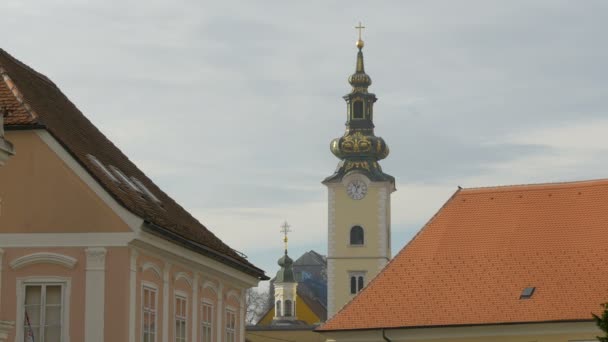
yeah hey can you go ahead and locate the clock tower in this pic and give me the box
[323,25,395,318]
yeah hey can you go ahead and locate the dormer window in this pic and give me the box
[353,100,364,119]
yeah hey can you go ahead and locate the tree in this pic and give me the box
[245,288,270,325]
[593,302,608,342]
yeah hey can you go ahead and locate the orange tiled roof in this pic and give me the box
[319,179,608,331]
[0,48,267,280]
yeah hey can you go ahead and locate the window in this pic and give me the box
[350,226,364,245]
[131,177,161,203]
[225,309,236,342]
[275,300,281,317]
[175,295,187,342]
[353,101,364,119]
[87,154,118,182]
[201,302,213,342]
[23,284,63,342]
[142,286,157,342]
[110,165,141,192]
[349,272,365,294]
[284,300,292,317]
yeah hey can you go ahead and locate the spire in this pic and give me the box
[275,222,295,283]
[280,221,291,254]
[323,24,394,184]
[349,22,372,92]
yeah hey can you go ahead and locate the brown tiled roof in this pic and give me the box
[319,179,608,331]
[0,48,267,280]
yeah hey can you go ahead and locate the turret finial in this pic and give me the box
[280,221,291,254]
[355,22,365,50]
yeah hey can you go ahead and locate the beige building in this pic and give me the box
[0,48,268,342]
[322,33,395,318]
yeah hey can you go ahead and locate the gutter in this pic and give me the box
[381,329,391,342]
[143,221,269,280]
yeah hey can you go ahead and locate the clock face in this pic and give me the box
[346,180,367,200]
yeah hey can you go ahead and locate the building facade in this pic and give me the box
[323,34,395,318]
[318,180,608,341]
[0,48,267,342]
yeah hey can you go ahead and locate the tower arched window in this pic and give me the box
[284,300,292,317]
[349,273,365,294]
[350,226,364,245]
[353,100,364,119]
[276,300,281,317]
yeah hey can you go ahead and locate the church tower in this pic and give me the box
[323,25,395,318]
[273,222,298,322]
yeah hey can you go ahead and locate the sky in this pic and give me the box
[3,0,608,289]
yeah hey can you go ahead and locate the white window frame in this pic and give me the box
[225,307,237,342]
[348,271,366,294]
[174,291,188,342]
[16,276,71,342]
[200,299,213,342]
[142,282,159,342]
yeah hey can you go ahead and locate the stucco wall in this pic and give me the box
[0,131,130,233]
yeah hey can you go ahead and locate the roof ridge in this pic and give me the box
[461,177,608,194]
[0,48,57,88]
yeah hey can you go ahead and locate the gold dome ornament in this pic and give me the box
[355,22,365,50]
[323,23,394,184]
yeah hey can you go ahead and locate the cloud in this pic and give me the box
[2,0,608,281]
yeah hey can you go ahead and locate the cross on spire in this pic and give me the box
[280,221,291,253]
[355,22,365,40]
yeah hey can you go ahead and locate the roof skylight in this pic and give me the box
[109,166,141,192]
[86,154,118,182]
[520,287,535,299]
[131,177,161,203]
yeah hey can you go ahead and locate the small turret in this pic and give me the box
[273,222,298,321]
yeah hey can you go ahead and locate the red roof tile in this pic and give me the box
[319,179,608,331]
[0,48,266,280]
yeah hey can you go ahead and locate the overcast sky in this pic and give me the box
[3,0,608,288]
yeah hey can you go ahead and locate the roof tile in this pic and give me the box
[319,179,608,331]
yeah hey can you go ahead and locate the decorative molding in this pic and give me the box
[162,262,171,342]
[134,232,259,287]
[0,232,135,247]
[240,289,246,342]
[0,248,3,309]
[141,262,162,279]
[216,283,223,342]
[191,274,200,342]
[85,247,107,271]
[377,186,388,261]
[0,320,14,342]
[226,289,240,304]
[328,187,336,256]
[327,259,335,318]
[10,252,77,270]
[129,249,138,342]
[174,271,193,288]
[202,280,219,295]
[85,247,106,342]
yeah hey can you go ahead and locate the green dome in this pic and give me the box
[275,252,295,283]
